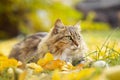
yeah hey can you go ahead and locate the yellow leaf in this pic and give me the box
[18,71,27,80]
[27,63,43,73]
[8,58,18,66]
[37,52,54,67]
[76,68,95,80]
[37,58,48,67]
[75,63,84,70]
[44,52,54,61]
[52,70,60,80]
[61,62,74,71]
[0,56,8,60]
[0,57,18,71]
[43,59,65,70]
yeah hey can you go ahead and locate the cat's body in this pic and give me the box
[9,19,88,64]
[9,32,47,63]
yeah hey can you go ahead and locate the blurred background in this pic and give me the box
[0,0,120,39]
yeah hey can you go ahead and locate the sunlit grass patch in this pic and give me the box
[83,29,120,66]
[0,39,19,56]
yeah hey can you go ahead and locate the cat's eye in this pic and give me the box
[78,36,81,40]
[66,36,72,40]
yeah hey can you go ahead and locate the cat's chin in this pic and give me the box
[52,48,70,62]
[54,48,75,62]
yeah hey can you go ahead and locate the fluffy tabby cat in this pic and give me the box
[9,19,87,64]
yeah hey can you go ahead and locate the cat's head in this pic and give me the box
[47,19,87,63]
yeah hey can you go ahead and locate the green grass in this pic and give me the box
[82,29,120,66]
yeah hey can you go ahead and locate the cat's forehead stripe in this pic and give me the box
[67,27,80,41]
[68,27,77,36]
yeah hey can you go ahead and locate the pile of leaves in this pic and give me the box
[0,53,86,80]
[0,52,120,80]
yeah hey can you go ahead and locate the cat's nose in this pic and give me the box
[70,46,77,50]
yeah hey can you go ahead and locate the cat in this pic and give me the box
[9,19,88,65]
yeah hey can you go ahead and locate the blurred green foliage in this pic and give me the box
[0,0,83,38]
[0,0,110,39]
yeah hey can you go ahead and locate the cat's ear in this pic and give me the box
[55,19,64,28]
[74,21,81,31]
[53,19,65,34]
